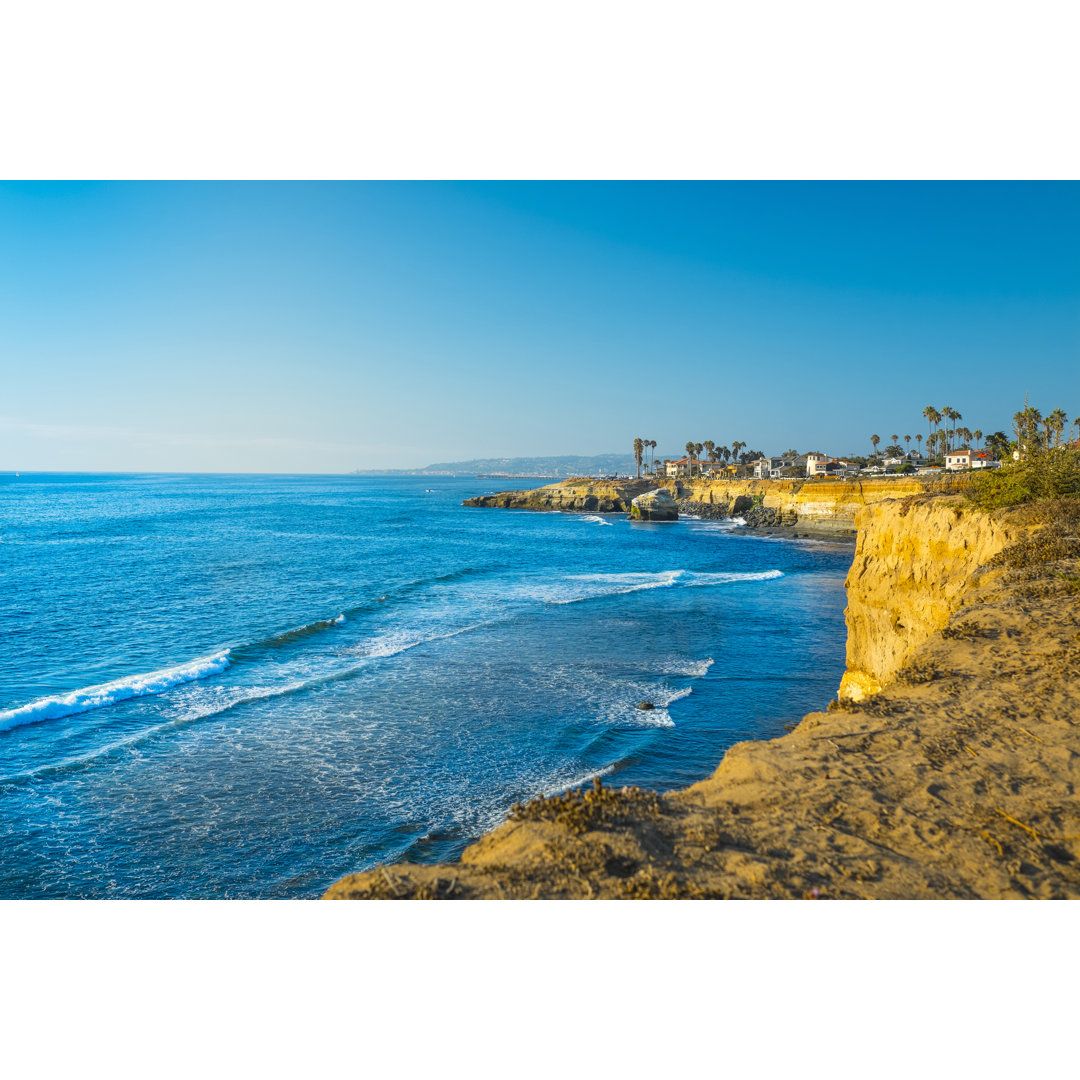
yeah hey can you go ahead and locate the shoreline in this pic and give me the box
[326,494,1080,899]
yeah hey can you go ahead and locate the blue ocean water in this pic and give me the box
[0,473,853,898]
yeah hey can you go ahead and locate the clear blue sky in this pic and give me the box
[2,181,1077,472]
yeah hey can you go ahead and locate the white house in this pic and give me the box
[805,452,828,477]
[945,449,973,471]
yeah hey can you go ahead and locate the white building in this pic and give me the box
[945,449,973,471]
[805,452,828,477]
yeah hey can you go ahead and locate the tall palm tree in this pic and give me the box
[1046,409,1067,449]
[870,433,880,456]
[916,433,923,455]
[922,405,939,454]
[890,434,899,446]
[973,429,983,451]
[1013,403,1042,456]
[703,440,715,467]
[695,443,705,472]
[731,440,744,463]
[904,434,912,451]
[719,445,730,464]
[685,441,695,476]
[942,407,961,453]
[633,437,644,478]
[650,440,658,472]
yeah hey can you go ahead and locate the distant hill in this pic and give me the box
[354,453,642,477]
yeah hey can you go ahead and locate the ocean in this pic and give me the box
[0,472,853,898]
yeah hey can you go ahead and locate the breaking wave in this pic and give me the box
[542,568,782,605]
[0,651,231,733]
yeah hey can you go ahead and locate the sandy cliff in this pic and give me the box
[464,476,927,532]
[839,497,1023,702]
[326,496,1080,899]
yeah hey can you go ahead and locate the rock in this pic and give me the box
[629,488,678,522]
[636,701,656,710]
[743,504,779,527]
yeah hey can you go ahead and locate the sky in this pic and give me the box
[1,181,1078,472]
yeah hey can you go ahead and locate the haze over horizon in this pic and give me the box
[2,181,1077,474]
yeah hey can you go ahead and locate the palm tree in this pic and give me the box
[685,441,695,476]
[957,426,971,448]
[650,440,658,472]
[703,440,715,468]
[695,443,705,473]
[904,434,912,451]
[1013,403,1042,456]
[890,434,899,446]
[719,445,730,464]
[633,437,644,478]
[915,433,923,455]
[1047,409,1068,449]
[942,407,961,453]
[731,440,744,463]
[972,429,983,451]
[870,433,880,456]
[922,405,940,454]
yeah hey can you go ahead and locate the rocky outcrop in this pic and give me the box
[463,478,655,514]
[326,496,1080,899]
[630,488,678,521]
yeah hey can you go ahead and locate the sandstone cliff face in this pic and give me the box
[465,476,927,530]
[838,497,1022,702]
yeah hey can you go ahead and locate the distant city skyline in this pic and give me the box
[2,181,1077,473]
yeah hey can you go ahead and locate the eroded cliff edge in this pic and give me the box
[463,476,927,535]
[326,496,1080,899]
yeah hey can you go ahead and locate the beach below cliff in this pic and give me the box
[326,496,1080,899]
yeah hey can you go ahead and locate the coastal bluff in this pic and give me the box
[325,494,1080,899]
[462,475,926,534]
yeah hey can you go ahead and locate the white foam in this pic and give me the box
[656,657,715,678]
[347,623,483,660]
[579,515,614,526]
[543,763,616,797]
[542,568,781,605]
[0,651,231,733]
[661,686,693,704]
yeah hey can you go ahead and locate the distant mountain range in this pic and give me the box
[354,453,641,477]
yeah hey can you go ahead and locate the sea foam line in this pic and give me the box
[547,568,782,605]
[0,652,231,733]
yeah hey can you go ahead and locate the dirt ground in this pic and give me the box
[325,501,1080,900]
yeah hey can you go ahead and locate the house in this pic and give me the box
[752,456,786,479]
[945,449,973,471]
[699,460,729,476]
[665,457,691,477]
[805,452,829,477]
[970,451,999,470]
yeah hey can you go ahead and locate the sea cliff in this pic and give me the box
[326,495,1080,899]
[463,476,927,534]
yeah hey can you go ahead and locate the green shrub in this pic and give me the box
[970,447,1080,510]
